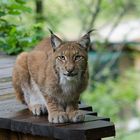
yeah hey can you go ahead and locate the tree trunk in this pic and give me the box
[35,0,43,22]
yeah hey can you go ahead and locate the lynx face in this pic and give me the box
[54,42,88,81]
[49,30,92,86]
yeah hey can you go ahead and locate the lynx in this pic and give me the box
[12,30,92,123]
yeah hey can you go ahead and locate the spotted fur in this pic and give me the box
[12,31,92,123]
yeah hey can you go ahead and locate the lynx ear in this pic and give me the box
[78,29,94,50]
[49,29,62,50]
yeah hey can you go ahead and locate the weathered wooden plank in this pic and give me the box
[80,110,97,116]
[0,67,13,78]
[0,55,15,82]
[0,59,15,66]
[0,99,99,121]
[0,55,16,63]
[0,98,115,140]
[0,115,113,140]
[0,113,115,140]
[0,99,115,140]
[0,87,14,95]
[0,109,108,123]
[0,64,14,70]
[0,74,12,79]
[0,99,108,123]
[0,93,15,101]
[0,99,26,114]
[0,77,12,83]
[0,100,97,120]
[0,99,94,114]
[0,63,14,69]
[79,104,93,111]
[0,81,12,89]
[85,121,115,140]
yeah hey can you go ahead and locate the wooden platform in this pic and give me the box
[0,53,116,140]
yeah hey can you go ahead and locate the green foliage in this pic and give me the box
[0,0,31,16]
[82,70,138,122]
[123,131,140,140]
[1,0,140,54]
[0,0,44,54]
[0,24,44,54]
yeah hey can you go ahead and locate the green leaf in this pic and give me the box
[0,11,6,17]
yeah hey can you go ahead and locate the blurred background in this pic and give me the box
[0,0,140,139]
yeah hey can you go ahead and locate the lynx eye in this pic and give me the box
[74,55,83,61]
[58,55,65,60]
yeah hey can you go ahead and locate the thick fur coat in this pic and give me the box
[12,30,92,123]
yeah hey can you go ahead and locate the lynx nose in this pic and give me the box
[66,68,74,74]
[66,66,74,74]
[64,66,77,77]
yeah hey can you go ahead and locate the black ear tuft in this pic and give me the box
[48,28,54,35]
[78,29,95,50]
[48,29,62,50]
[86,29,95,35]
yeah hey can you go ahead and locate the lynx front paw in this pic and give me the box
[48,112,68,123]
[29,104,47,116]
[68,110,85,123]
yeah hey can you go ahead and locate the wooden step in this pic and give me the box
[0,99,115,140]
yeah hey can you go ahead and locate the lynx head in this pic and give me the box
[50,30,93,82]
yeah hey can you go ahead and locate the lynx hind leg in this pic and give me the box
[13,52,47,115]
[12,52,29,104]
[22,78,47,116]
